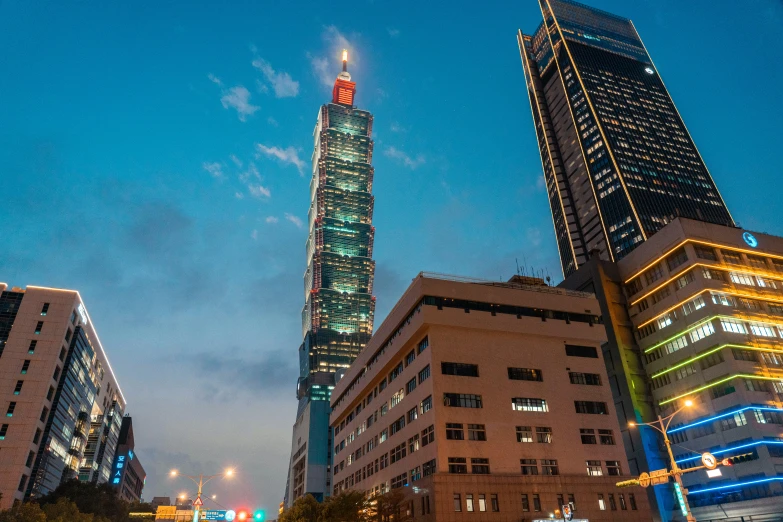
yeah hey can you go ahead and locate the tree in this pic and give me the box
[37,480,129,522]
[368,490,411,522]
[279,495,322,522]
[0,503,47,522]
[320,491,370,522]
[42,498,94,522]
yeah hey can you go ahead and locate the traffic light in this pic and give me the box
[237,510,249,521]
[722,452,756,466]
[253,510,265,521]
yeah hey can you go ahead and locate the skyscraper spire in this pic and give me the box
[342,49,348,73]
[333,49,355,105]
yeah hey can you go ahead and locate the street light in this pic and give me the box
[170,467,235,522]
[629,399,695,522]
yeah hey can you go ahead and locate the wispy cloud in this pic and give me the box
[256,144,307,176]
[265,216,279,224]
[390,122,406,133]
[307,53,331,88]
[384,146,425,169]
[229,154,243,168]
[308,26,355,88]
[387,28,400,37]
[252,58,299,98]
[237,162,271,199]
[285,213,304,229]
[202,161,224,179]
[208,74,259,121]
[267,116,279,127]
[251,229,258,240]
[248,184,271,198]
[235,192,245,199]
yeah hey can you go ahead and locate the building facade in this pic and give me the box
[329,274,652,521]
[518,0,732,276]
[0,284,126,509]
[284,51,377,506]
[110,416,146,502]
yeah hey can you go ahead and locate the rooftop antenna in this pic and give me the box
[515,258,521,276]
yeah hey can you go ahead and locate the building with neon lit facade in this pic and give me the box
[518,0,733,278]
[283,51,376,507]
[0,283,126,509]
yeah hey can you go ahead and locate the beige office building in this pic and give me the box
[329,274,652,521]
[0,283,125,509]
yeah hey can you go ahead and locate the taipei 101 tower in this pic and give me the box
[283,50,377,506]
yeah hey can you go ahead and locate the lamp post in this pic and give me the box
[170,468,234,522]
[629,400,695,522]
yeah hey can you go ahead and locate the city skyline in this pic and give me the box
[1,0,782,512]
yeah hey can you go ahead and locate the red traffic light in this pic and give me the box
[721,458,732,467]
[237,511,249,521]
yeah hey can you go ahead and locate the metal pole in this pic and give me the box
[660,415,696,522]
[193,474,203,522]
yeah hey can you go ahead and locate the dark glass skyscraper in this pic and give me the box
[284,51,376,506]
[519,0,733,276]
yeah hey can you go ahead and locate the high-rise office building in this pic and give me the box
[518,0,733,277]
[0,283,126,509]
[284,50,377,506]
[330,273,651,520]
[109,416,146,503]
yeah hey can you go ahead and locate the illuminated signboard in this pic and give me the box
[743,232,758,248]
[77,302,89,325]
[112,454,127,485]
[673,482,688,516]
[202,511,229,521]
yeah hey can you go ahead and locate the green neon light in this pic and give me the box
[659,374,783,406]
[644,316,717,354]
[651,344,783,379]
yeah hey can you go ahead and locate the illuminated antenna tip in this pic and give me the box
[342,49,348,62]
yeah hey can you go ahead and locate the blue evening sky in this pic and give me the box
[1,0,781,511]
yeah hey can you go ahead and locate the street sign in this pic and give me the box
[202,511,228,521]
[701,452,718,470]
[706,468,722,478]
[673,483,688,517]
[194,497,204,507]
[638,471,651,488]
[649,468,670,485]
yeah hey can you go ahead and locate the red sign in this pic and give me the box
[193,497,204,507]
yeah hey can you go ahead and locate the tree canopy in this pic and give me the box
[279,490,412,522]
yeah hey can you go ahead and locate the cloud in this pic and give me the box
[384,146,425,169]
[252,58,300,98]
[202,161,224,179]
[267,116,279,127]
[308,26,355,88]
[208,73,223,87]
[307,53,332,88]
[387,28,400,37]
[229,154,243,168]
[251,229,258,240]
[220,86,259,121]
[390,122,406,133]
[285,213,304,229]
[191,348,298,394]
[248,184,271,199]
[235,192,245,199]
[256,144,306,175]
[265,216,279,224]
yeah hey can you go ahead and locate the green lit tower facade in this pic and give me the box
[284,50,376,506]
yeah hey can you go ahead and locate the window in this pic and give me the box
[407,407,418,424]
[392,472,407,489]
[599,429,615,445]
[453,494,462,512]
[391,442,406,463]
[444,393,482,408]
[569,372,601,385]
[408,434,420,453]
[750,323,777,337]
[691,423,716,438]
[721,318,747,334]
[418,365,430,383]
[33,428,41,444]
[720,411,747,430]
[490,494,499,512]
[732,348,758,362]
[606,460,621,476]
[466,494,474,512]
[477,494,486,512]
[663,335,688,354]
[761,352,783,367]
[58,347,66,361]
[38,406,47,423]
[380,429,388,443]
[405,350,415,366]
[14,381,23,395]
[608,494,617,511]
[755,409,783,424]
[533,494,541,512]
[598,494,606,510]
[565,344,598,358]
[391,390,404,408]
[667,248,688,271]
[18,475,28,492]
[586,460,603,476]
[541,459,559,475]
[28,340,37,354]
[40,303,50,315]
[673,364,697,381]
[380,453,388,469]
[420,395,432,414]
[644,264,664,284]
[536,426,552,443]
[422,459,436,477]
[53,366,61,381]
[0,424,7,440]
[580,428,596,444]
[468,424,486,441]
[520,459,537,475]
[512,397,548,412]
[441,362,479,377]
[35,321,43,334]
[695,245,717,261]
[406,378,417,394]
[619,494,627,510]
[730,272,755,286]
[651,286,671,305]
[389,362,404,382]
[418,337,429,354]
[700,350,725,370]
[521,494,530,512]
[516,426,533,443]
[690,322,715,342]
[629,493,637,510]
[379,378,387,393]
[448,457,467,474]
[421,425,434,446]
[745,379,768,393]
[676,271,695,289]
[682,296,706,315]
[712,292,735,307]
[446,423,464,440]
[574,401,607,414]
[471,458,490,474]
[702,268,724,281]
[6,402,16,417]
[380,403,389,417]
[508,367,543,381]
[657,311,677,329]
[64,328,72,343]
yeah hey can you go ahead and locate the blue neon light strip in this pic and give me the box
[669,406,783,434]
[676,440,783,464]
[688,476,783,495]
